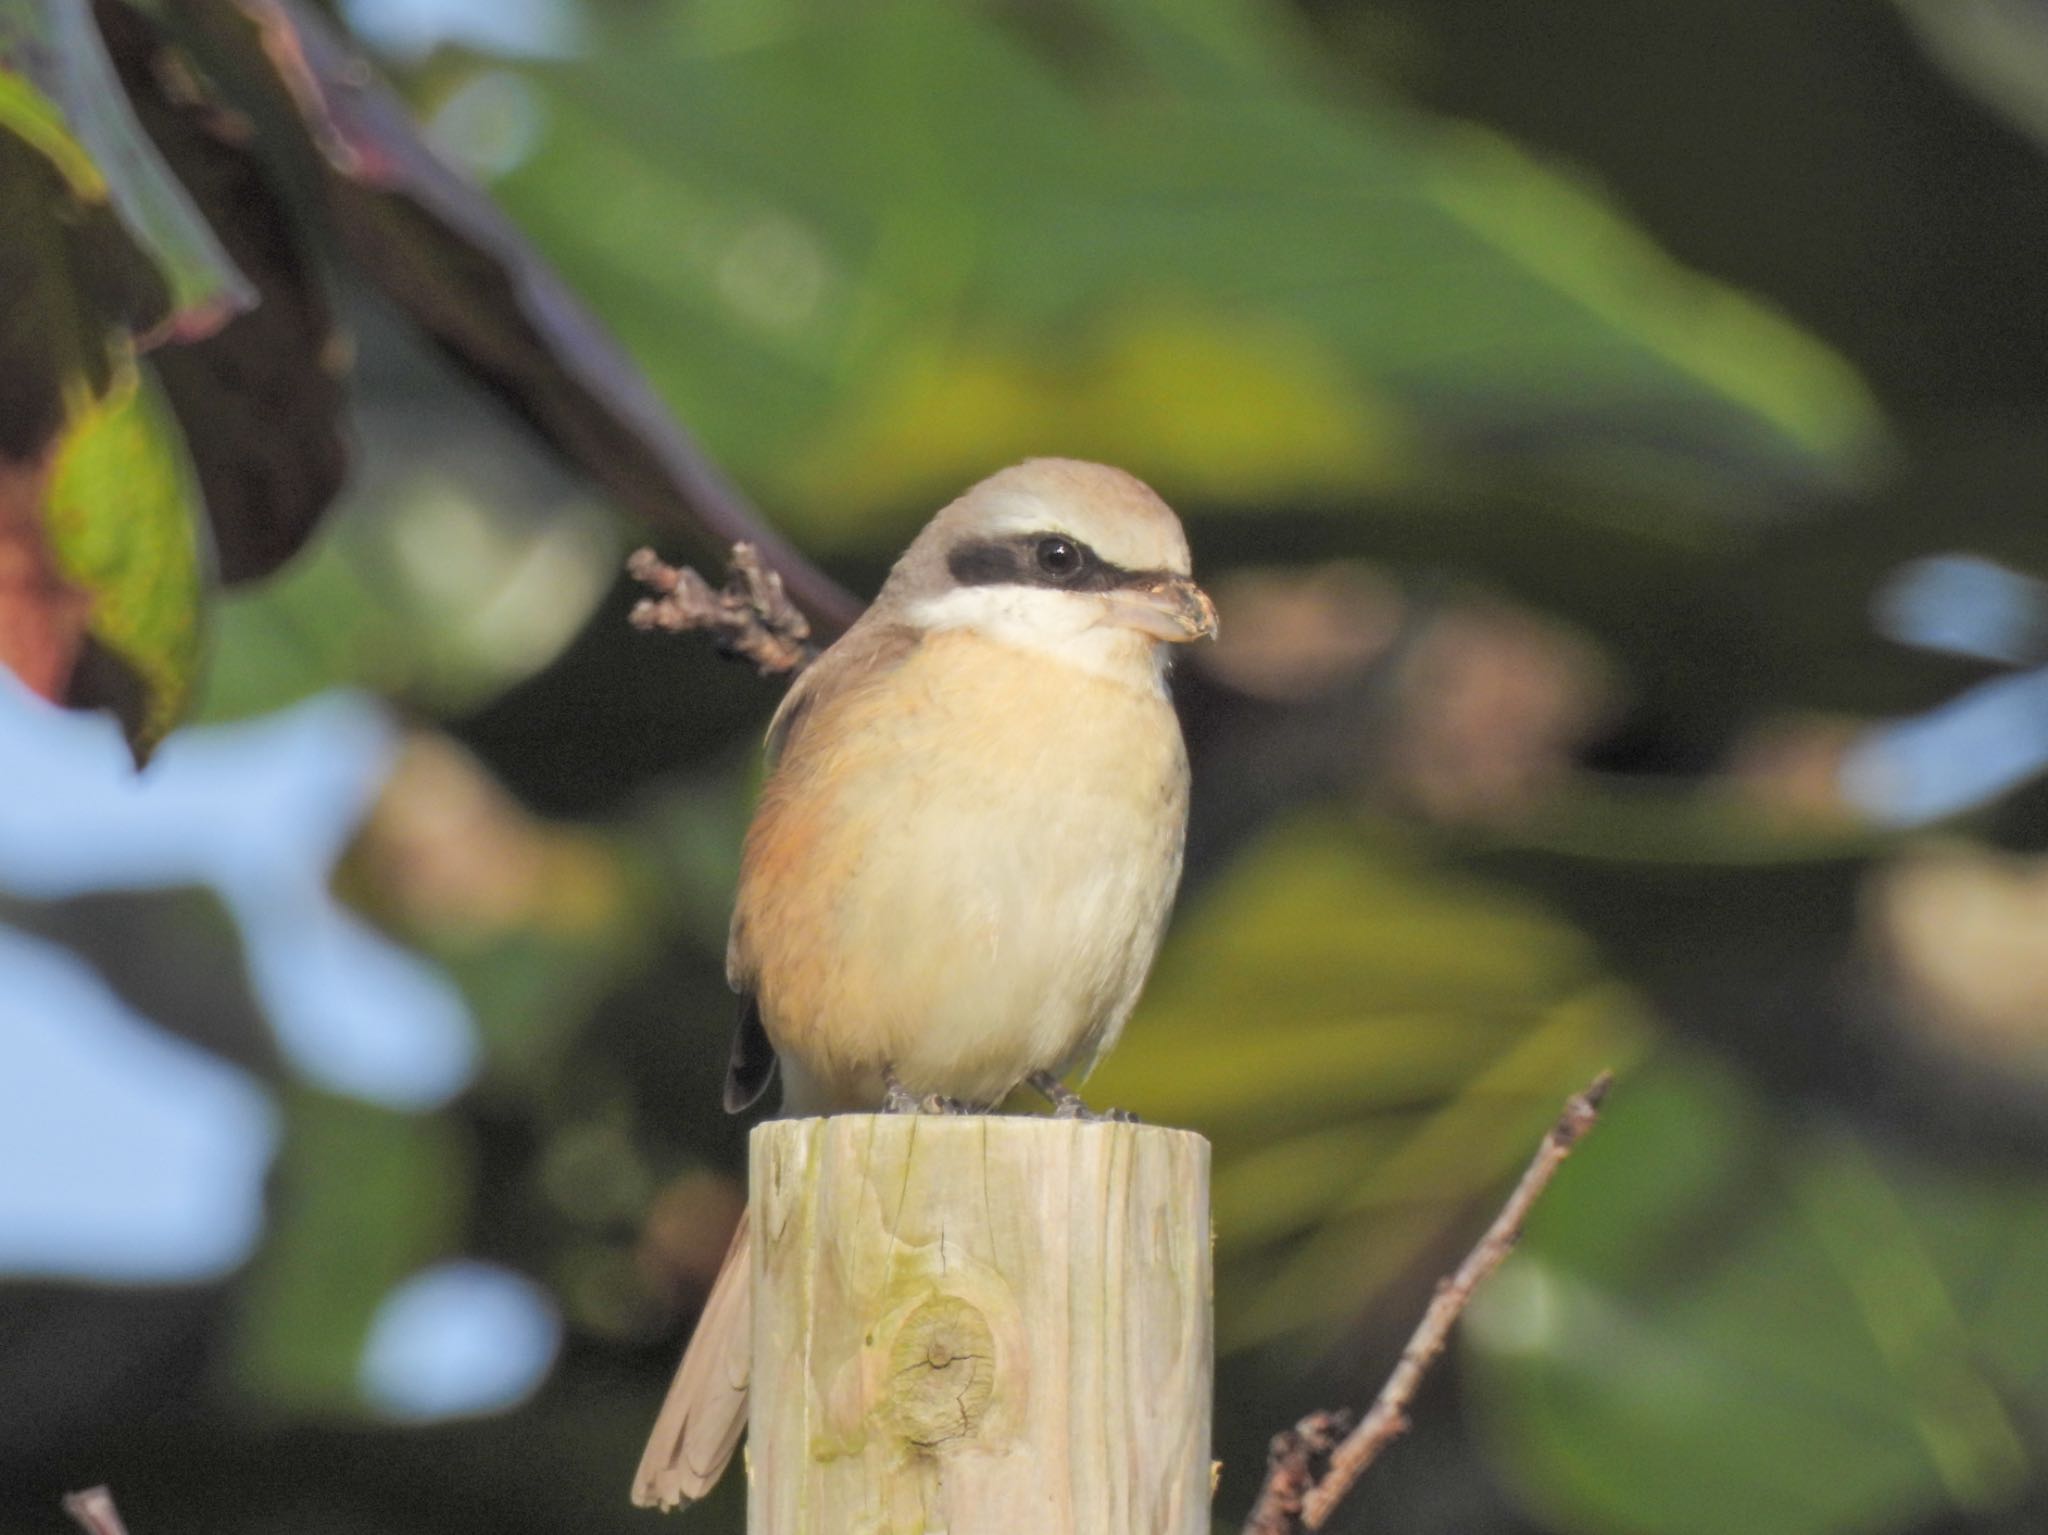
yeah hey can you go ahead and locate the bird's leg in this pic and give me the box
[883,1066,921,1115]
[883,1065,970,1115]
[1027,1071,1138,1123]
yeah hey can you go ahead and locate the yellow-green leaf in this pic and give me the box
[44,362,205,756]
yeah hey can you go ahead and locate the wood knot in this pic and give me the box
[886,1294,996,1449]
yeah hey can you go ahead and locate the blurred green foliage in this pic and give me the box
[8,3,2048,1535]
[485,0,1878,536]
[1471,1056,2048,1535]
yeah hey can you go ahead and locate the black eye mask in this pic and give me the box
[946,532,1170,595]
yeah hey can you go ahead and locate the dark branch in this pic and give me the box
[197,0,864,632]
[1242,1070,1614,1534]
[627,543,817,676]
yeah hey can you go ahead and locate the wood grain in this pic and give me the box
[749,1115,1212,1534]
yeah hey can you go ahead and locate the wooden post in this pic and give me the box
[748,1115,1212,1534]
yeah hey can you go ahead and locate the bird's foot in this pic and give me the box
[1027,1071,1139,1123]
[883,1066,920,1115]
[883,1067,973,1115]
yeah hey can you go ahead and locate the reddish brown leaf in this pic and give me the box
[0,450,88,701]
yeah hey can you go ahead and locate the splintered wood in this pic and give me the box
[748,1116,1212,1534]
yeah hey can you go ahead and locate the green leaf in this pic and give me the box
[489,0,1885,541]
[0,2,273,752]
[1466,1052,2041,1535]
[0,49,99,190]
[42,359,205,756]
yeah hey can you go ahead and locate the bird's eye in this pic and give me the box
[1035,536,1083,578]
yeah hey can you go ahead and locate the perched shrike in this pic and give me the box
[632,458,1217,1510]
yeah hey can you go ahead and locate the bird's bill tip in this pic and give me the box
[1105,575,1219,643]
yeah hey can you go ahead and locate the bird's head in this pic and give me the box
[876,459,1217,672]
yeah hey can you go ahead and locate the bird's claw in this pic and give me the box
[883,1067,972,1115]
[1031,1071,1137,1123]
[1058,1101,1140,1123]
[882,1066,919,1115]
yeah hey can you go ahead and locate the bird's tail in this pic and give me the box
[631,1209,752,1511]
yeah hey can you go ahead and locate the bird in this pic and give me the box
[630,457,1217,1511]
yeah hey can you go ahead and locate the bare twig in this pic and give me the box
[62,1487,131,1535]
[1242,1070,1614,1534]
[1241,1409,1354,1535]
[627,542,818,676]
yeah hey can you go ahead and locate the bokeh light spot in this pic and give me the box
[358,1261,564,1421]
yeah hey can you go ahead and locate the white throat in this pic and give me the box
[903,585,1169,690]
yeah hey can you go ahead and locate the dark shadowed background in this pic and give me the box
[6,1,2048,1532]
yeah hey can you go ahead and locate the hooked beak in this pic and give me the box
[1104,573,1219,644]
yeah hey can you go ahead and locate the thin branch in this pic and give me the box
[1243,1070,1614,1534]
[1241,1409,1354,1535]
[61,1487,131,1535]
[627,542,817,676]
